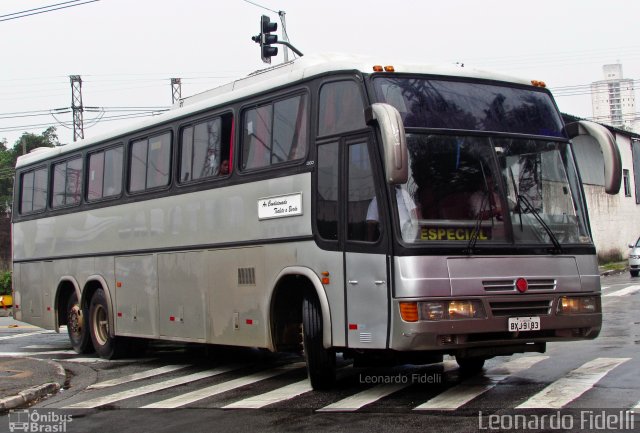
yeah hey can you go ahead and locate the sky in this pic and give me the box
[1,0,639,147]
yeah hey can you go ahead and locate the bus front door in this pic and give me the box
[344,138,389,349]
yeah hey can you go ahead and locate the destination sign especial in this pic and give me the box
[420,227,491,241]
[258,193,303,220]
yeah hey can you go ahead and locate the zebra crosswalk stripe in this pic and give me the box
[223,379,312,409]
[317,383,410,412]
[414,355,548,411]
[604,285,640,297]
[0,330,50,341]
[142,362,305,409]
[88,365,189,389]
[63,366,239,409]
[516,357,630,409]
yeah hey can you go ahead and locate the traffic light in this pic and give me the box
[252,15,278,64]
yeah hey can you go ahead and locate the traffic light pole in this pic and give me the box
[273,41,303,58]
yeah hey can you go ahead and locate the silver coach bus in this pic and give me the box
[12,54,621,389]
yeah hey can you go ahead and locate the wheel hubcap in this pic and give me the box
[92,304,109,346]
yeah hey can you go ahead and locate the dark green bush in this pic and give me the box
[0,271,11,296]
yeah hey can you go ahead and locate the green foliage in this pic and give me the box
[0,127,59,212]
[0,270,11,295]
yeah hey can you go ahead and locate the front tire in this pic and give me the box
[89,288,125,359]
[67,292,93,354]
[631,270,638,277]
[456,356,486,374]
[302,293,335,390]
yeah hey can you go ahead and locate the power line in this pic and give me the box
[0,0,100,23]
[241,0,279,14]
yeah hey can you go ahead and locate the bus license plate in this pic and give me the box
[508,317,540,332]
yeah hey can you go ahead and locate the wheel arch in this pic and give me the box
[269,267,332,351]
[54,277,81,331]
[82,275,116,337]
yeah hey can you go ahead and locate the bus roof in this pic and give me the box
[15,53,533,169]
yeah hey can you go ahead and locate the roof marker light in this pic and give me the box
[373,65,384,72]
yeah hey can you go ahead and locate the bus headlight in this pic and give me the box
[556,296,599,315]
[399,300,486,322]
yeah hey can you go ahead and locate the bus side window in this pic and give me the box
[88,146,123,201]
[180,113,233,182]
[241,94,308,171]
[129,132,171,192]
[52,157,82,208]
[318,81,366,137]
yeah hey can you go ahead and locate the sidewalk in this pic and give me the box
[0,318,67,412]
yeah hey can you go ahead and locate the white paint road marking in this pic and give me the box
[604,285,640,297]
[317,360,460,412]
[87,365,189,389]
[414,355,549,411]
[0,330,50,341]
[63,366,240,409]
[142,363,305,409]
[517,357,630,409]
[222,379,312,409]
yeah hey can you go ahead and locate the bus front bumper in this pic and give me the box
[389,297,601,353]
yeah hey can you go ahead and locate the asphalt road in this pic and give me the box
[1,273,640,433]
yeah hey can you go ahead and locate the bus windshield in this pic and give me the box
[372,77,590,247]
[372,76,565,136]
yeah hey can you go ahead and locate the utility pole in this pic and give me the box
[279,10,289,63]
[171,78,182,105]
[70,75,84,142]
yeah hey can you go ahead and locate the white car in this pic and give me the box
[629,238,640,277]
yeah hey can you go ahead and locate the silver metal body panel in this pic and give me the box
[390,254,602,351]
[12,172,352,350]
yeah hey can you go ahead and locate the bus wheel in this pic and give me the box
[67,292,93,354]
[302,293,335,390]
[456,356,485,374]
[89,288,124,359]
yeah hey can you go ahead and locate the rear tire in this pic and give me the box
[89,288,126,359]
[302,293,335,390]
[67,292,93,354]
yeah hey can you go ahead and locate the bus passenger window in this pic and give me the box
[180,113,233,183]
[88,146,123,201]
[52,157,82,208]
[20,167,47,214]
[241,94,308,171]
[129,132,171,192]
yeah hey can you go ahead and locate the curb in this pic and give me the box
[0,382,61,412]
[0,358,66,413]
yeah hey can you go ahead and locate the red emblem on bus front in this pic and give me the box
[516,278,528,293]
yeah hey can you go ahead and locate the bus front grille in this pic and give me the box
[483,279,556,292]
[489,300,552,317]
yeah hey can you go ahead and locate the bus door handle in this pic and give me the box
[374,280,385,286]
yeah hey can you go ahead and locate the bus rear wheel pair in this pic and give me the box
[66,288,143,359]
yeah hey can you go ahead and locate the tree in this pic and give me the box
[0,127,59,268]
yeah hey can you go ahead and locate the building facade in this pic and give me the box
[591,64,637,131]
[565,113,640,261]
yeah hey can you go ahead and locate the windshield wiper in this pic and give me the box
[515,194,562,254]
[465,194,489,255]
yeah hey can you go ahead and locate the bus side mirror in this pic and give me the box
[566,120,622,195]
[365,103,408,184]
